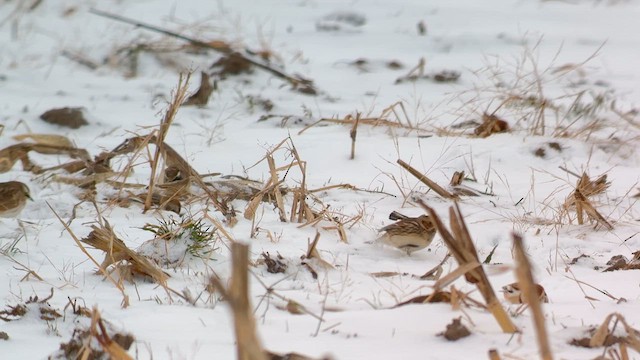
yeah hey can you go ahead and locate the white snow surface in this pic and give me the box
[1,0,640,359]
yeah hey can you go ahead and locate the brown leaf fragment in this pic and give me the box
[450,171,465,186]
[451,186,481,197]
[603,255,629,272]
[40,107,88,129]
[13,134,75,148]
[534,147,546,158]
[266,351,331,360]
[439,317,471,341]
[182,71,215,107]
[603,253,640,271]
[548,142,562,152]
[54,308,134,360]
[432,70,460,83]
[395,291,453,307]
[569,314,640,350]
[570,333,625,348]
[211,52,253,76]
[260,252,287,274]
[370,271,407,278]
[0,304,27,321]
[417,20,427,36]
[474,113,510,138]
[569,254,591,265]
[285,300,305,315]
[386,60,404,69]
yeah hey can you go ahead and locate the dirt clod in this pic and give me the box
[40,107,88,129]
[440,317,471,341]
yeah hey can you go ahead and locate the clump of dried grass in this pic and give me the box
[570,313,640,359]
[418,200,517,333]
[0,288,58,322]
[243,137,360,241]
[91,9,318,94]
[53,307,135,360]
[81,220,170,285]
[298,101,425,135]
[0,140,89,174]
[444,42,638,149]
[144,73,191,214]
[563,172,613,230]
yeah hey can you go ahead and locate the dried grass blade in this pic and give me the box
[47,203,130,308]
[432,261,481,291]
[576,190,613,230]
[267,154,287,222]
[512,233,553,360]
[397,159,457,199]
[145,73,191,212]
[419,200,517,333]
[590,313,615,348]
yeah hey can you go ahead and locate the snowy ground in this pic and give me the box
[1,0,640,359]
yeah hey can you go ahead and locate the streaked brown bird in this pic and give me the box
[0,181,32,218]
[377,211,436,255]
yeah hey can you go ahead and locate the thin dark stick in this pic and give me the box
[89,8,317,95]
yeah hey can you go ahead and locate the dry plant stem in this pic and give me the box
[11,257,45,282]
[431,261,481,292]
[243,178,284,220]
[562,264,595,309]
[382,101,412,128]
[47,202,130,308]
[512,233,553,360]
[488,349,502,360]
[397,159,457,199]
[112,134,233,219]
[267,154,287,222]
[90,307,134,360]
[288,140,309,223]
[418,200,517,333]
[419,252,451,280]
[349,113,360,160]
[297,105,425,136]
[562,275,618,301]
[145,73,191,212]
[308,183,395,197]
[210,243,267,360]
[61,49,99,70]
[558,166,581,179]
[89,9,316,94]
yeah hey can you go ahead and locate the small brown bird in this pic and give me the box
[377,211,436,255]
[0,181,32,218]
[501,282,549,304]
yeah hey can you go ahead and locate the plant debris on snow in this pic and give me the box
[2,1,640,359]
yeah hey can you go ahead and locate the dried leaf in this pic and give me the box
[13,134,75,148]
[182,71,214,107]
[474,113,510,138]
